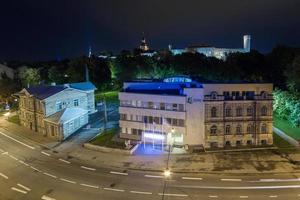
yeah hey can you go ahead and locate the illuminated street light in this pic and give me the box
[163,168,171,178]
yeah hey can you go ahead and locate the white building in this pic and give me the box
[171,35,251,60]
[119,76,273,151]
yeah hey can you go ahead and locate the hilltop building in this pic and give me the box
[170,35,251,60]
[17,82,96,141]
[118,76,273,151]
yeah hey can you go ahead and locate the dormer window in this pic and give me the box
[211,91,218,100]
[261,91,268,99]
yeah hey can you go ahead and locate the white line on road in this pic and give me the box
[145,174,164,178]
[81,166,96,171]
[9,155,18,161]
[60,178,76,184]
[158,193,188,197]
[174,184,300,190]
[41,195,56,200]
[58,158,70,164]
[43,172,57,179]
[209,195,218,198]
[0,131,35,149]
[19,160,29,166]
[130,190,152,195]
[0,172,8,179]
[30,166,42,172]
[221,178,242,182]
[1,151,8,155]
[11,187,27,194]
[110,171,128,176]
[17,183,31,191]
[41,151,51,156]
[80,183,99,189]
[240,196,248,198]
[103,188,125,192]
[252,178,300,182]
[269,196,278,198]
[182,177,203,180]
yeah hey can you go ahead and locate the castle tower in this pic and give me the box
[243,35,251,52]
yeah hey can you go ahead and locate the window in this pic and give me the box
[172,118,178,126]
[261,106,268,116]
[261,123,267,134]
[172,104,178,111]
[247,106,253,116]
[236,107,243,117]
[160,103,165,110]
[55,101,62,111]
[154,117,161,124]
[225,107,232,117]
[211,107,217,118]
[261,140,267,145]
[210,125,217,135]
[247,124,254,134]
[225,125,231,135]
[225,141,231,146]
[247,140,252,145]
[236,125,242,135]
[120,114,127,120]
[178,104,184,111]
[211,92,218,100]
[73,99,79,107]
[236,140,241,146]
[178,119,185,127]
[148,102,154,109]
[166,118,172,125]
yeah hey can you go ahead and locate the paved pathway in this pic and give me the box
[273,126,299,147]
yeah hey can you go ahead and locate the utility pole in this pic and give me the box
[103,95,108,130]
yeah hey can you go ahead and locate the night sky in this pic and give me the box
[1,0,300,61]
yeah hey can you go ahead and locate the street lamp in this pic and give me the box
[163,168,171,178]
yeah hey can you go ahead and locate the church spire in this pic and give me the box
[139,32,149,51]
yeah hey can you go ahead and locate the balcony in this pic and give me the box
[204,94,273,101]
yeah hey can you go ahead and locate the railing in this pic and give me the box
[119,133,141,141]
[204,94,273,101]
[119,104,185,112]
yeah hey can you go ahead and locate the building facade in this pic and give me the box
[171,35,251,60]
[18,82,96,141]
[118,77,273,151]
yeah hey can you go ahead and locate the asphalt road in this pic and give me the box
[1,107,300,199]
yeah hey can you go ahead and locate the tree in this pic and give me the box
[48,66,65,84]
[285,55,300,92]
[20,68,40,87]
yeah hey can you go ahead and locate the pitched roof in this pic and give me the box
[45,107,88,124]
[68,82,96,91]
[25,85,66,100]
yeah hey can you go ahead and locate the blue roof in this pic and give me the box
[25,85,66,100]
[69,82,96,91]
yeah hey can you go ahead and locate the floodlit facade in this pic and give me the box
[17,82,96,141]
[119,76,273,151]
[171,35,251,60]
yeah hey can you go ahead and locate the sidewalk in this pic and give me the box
[273,126,299,147]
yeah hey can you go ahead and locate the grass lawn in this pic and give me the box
[7,114,20,125]
[274,115,300,140]
[95,91,119,104]
[273,132,293,148]
[90,128,125,149]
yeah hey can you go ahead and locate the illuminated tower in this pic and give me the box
[139,33,150,51]
[243,35,251,52]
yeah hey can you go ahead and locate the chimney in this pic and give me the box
[243,35,251,52]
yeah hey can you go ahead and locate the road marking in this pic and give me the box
[130,190,152,195]
[269,196,278,198]
[60,178,76,184]
[17,183,31,191]
[0,172,8,179]
[81,166,96,171]
[58,158,70,164]
[41,195,56,200]
[145,174,164,178]
[9,155,18,161]
[41,151,51,156]
[174,184,300,190]
[209,195,218,198]
[19,160,29,166]
[43,172,57,179]
[240,196,248,198]
[80,183,99,189]
[30,166,42,172]
[110,171,128,176]
[182,177,202,180]
[252,178,300,182]
[0,131,35,149]
[221,178,242,182]
[2,151,8,155]
[11,187,27,194]
[158,193,188,197]
[103,188,125,192]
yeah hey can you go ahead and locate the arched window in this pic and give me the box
[247,106,253,116]
[261,106,268,116]
[236,107,243,117]
[247,124,254,134]
[236,124,242,135]
[261,91,268,99]
[225,107,232,117]
[211,91,218,100]
[261,123,267,134]
[211,107,217,118]
[210,125,217,135]
[225,125,231,135]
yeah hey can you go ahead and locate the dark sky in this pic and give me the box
[1,0,300,61]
